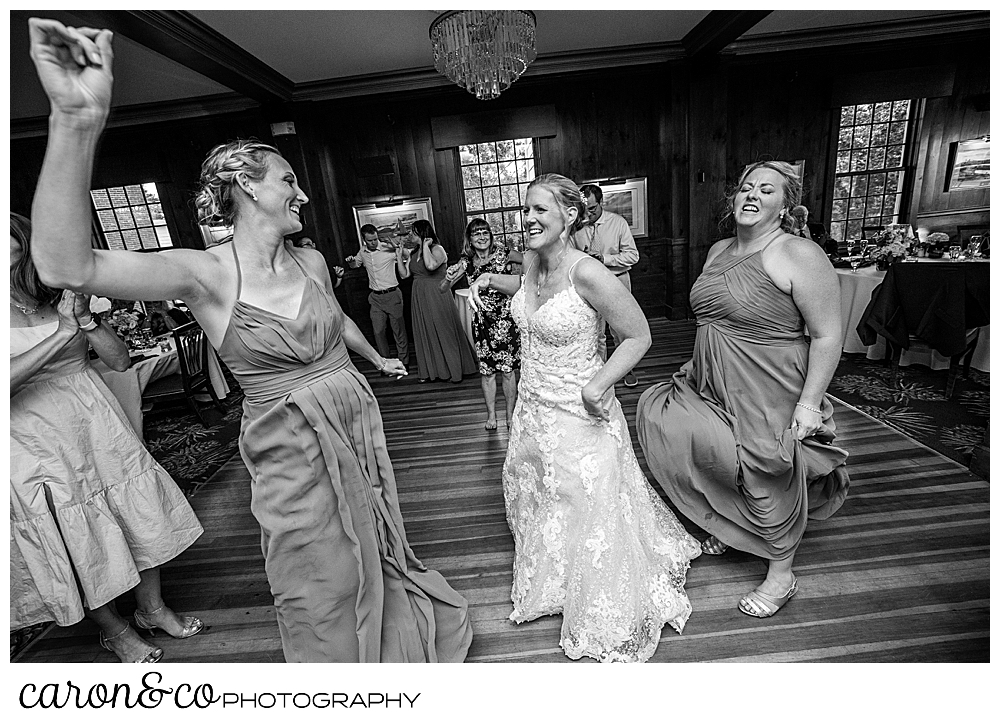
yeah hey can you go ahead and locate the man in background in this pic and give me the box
[574,183,641,387]
[346,224,409,373]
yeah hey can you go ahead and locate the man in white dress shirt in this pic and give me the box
[574,184,641,387]
[346,224,410,372]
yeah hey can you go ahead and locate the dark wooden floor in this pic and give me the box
[15,319,989,663]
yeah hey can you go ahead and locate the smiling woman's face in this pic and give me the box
[522,185,572,251]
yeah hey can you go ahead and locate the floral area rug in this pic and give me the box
[829,353,989,467]
[142,368,244,497]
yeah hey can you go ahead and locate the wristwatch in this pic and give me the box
[78,314,101,332]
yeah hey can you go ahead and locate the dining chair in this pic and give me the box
[140,321,224,426]
[887,329,981,399]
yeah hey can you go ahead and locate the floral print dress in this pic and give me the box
[462,252,520,375]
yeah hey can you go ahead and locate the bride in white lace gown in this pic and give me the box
[470,174,700,662]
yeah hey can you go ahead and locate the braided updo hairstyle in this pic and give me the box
[194,139,281,227]
[526,173,587,235]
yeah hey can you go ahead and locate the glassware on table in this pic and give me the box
[967,236,983,259]
[948,245,962,261]
[850,257,862,272]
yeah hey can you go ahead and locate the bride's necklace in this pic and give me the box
[535,246,569,298]
[10,299,40,315]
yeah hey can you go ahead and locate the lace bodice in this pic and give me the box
[510,284,602,418]
[503,271,699,663]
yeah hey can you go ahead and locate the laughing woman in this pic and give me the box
[637,161,850,618]
[468,174,699,663]
[25,17,471,663]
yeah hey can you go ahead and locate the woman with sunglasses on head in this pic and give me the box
[447,219,521,430]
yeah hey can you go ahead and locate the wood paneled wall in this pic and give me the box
[10,29,988,327]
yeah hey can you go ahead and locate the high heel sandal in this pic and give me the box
[99,622,163,663]
[134,605,204,639]
[738,577,798,618]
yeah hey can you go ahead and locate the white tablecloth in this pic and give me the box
[93,339,229,440]
[836,267,989,372]
[454,288,476,350]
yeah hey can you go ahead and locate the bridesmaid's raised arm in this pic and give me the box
[27,17,212,306]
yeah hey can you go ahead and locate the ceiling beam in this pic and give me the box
[682,10,772,59]
[63,10,293,105]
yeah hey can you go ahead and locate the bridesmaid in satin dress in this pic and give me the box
[25,17,472,663]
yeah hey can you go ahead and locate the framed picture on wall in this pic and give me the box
[946,137,990,191]
[352,198,435,248]
[582,177,648,238]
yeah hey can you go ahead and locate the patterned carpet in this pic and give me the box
[828,352,989,467]
[142,374,244,497]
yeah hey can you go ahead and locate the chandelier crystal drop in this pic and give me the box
[429,10,537,101]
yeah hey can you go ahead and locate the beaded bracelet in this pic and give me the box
[795,402,822,415]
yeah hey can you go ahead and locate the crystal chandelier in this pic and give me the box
[429,10,537,101]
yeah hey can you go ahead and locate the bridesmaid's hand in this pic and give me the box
[582,382,612,422]
[28,18,114,123]
[380,358,407,378]
[468,273,491,313]
[790,404,823,440]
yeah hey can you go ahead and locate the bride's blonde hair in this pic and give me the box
[527,174,587,235]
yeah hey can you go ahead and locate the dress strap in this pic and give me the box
[567,255,587,288]
[758,235,783,254]
[230,241,243,299]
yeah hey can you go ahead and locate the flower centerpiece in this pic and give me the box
[103,299,152,350]
[871,240,907,270]
[925,232,951,259]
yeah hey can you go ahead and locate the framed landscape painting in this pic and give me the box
[352,198,435,247]
[583,177,648,238]
[946,137,990,191]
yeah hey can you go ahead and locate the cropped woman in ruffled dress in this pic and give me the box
[10,213,203,664]
[25,18,471,663]
[469,174,699,663]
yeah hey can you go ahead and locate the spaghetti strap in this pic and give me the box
[231,241,243,299]
[567,256,587,288]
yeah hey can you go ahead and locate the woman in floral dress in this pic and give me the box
[448,218,521,429]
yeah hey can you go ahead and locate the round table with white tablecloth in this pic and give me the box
[453,288,476,353]
[92,337,230,440]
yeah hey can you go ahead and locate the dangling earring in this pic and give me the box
[251,191,258,202]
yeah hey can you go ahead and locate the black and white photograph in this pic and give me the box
[7,6,990,720]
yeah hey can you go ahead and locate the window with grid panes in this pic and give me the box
[829,100,916,242]
[90,183,174,251]
[459,138,536,251]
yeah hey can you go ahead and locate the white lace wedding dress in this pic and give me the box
[504,269,701,663]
